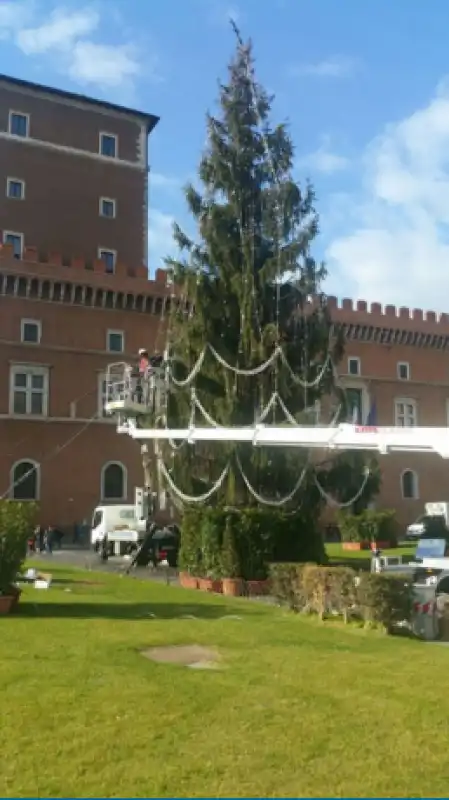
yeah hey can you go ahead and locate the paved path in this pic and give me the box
[30,546,180,585]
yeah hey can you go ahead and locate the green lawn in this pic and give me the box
[327,542,416,569]
[1,563,448,798]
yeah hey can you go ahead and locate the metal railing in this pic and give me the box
[104,361,167,414]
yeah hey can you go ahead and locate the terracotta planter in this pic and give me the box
[8,586,22,611]
[0,594,16,615]
[179,572,199,590]
[198,577,222,593]
[370,541,392,550]
[246,579,271,596]
[342,541,370,551]
[222,577,243,597]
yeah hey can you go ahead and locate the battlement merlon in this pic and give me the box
[305,296,449,335]
[0,244,173,297]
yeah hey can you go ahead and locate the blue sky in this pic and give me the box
[2,0,449,311]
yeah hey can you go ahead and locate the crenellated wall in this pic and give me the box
[322,296,449,333]
[0,243,169,297]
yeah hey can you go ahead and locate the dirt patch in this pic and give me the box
[141,644,220,669]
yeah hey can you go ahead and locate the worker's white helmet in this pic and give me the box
[138,348,148,355]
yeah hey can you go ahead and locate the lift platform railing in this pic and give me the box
[104,361,167,416]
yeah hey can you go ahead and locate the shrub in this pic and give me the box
[269,563,357,621]
[269,563,415,633]
[337,509,397,545]
[0,501,37,594]
[179,506,326,581]
[221,516,240,578]
[356,573,414,632]
[269,563,303,610]
[200,508,224,579]
[178,507,202,575]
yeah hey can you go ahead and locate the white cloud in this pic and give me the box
[16,7,98,54]
[326,80,449,310]
[291,56,358,79]
[68,41,140,88]
[298,137,349,175]
[2,3,150,92]
[0,0,33,38]
[151,173,181,191]
[148,210,176,270]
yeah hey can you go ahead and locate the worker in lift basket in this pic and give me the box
[129,349,147,403]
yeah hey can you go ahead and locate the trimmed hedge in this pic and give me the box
[337,509,398,545]
[179,506,326,581]
[269,562,414,634]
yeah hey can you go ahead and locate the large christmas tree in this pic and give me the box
[162,29,378,512]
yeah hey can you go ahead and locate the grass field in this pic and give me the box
[1,562,448,798]
[327,542,416,568]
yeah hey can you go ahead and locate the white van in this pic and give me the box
[91,505,146,555]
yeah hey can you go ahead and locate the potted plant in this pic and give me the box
[198,510,223,593]
[221,518,243,597]
[178,509,201,590]
[0,501,36,614]
[179,572,199,590]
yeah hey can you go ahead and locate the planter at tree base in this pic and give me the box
[8,585,22,611]
[246,579,271,596]
[179,572,199,590]
[0,594,16,615]
[222,577,244,597]
[198,577,223,593]
[342,541,370,551]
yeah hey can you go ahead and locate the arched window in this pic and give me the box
[101,462,127,501]
[11,460,39,500]
[401,469,419,500]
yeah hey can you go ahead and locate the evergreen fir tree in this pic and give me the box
[163,29,378,511]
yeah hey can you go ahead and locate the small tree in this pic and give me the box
[0,501,37,594]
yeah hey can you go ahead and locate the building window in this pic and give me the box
[397,362,410,380]
[6,178,25,199]
[99,132,118,158]
[348,357,361,376]
[395,398,417,427]
[101,462,127,501]
[10,366,49,416]
[401,469,419,500]
[9,111,29,137]
[100,198,116,218]
[107,330,124,353]
[98,248,116,274]
[346,387,364,423]
[21,319,41,344]
[3,231,24,258]
[11,459,40,500]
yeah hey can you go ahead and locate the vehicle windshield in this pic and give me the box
[92,510,103,529]
[420,515,447,538]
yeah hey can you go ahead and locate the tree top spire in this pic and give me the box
[229,17,244,48]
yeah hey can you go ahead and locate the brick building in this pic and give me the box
[0,247,170,528]
[331,296,449,528]
[0,73,158,269]
[0,74,165,531]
